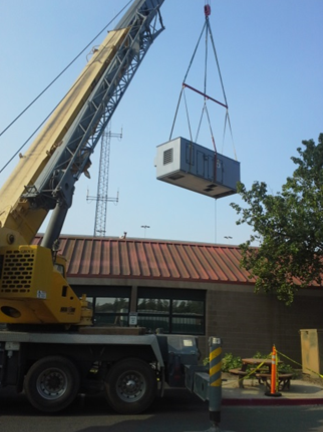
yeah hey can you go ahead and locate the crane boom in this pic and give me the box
[0,0,164,249]
[0,0,165,326]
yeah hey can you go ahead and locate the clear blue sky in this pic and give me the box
[0,0,322,245]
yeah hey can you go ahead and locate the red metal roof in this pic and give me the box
[33,235,255,285]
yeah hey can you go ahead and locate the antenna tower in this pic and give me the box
[87,122,122,236]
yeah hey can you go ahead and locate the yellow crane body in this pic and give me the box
[0,245,92,324]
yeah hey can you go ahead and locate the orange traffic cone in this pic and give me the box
[265,345,281,397]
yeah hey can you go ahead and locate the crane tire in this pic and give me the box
[105,358,157,414]
[24,355,80,413]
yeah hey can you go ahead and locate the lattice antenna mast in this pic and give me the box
[87,122,122,236]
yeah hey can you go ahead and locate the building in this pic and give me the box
[34,235,323,362]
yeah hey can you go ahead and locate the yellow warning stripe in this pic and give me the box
[210,347,221,361]
[210,378,222,387]
[210,362,222,376]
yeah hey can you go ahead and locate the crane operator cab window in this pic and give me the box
[53,256,67,278]
[54,263,65,277]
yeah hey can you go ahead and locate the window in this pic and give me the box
[137,299,170,332]
[86,297,94,310]
[94,297,129,326]
[54,263,65,277]
[137,288,205,335]
[172,300,204,334]
[138,298,170,314]
[72,286,131,327]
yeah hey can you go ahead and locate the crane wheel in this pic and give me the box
[104,358,157,414]
[23,356,80,413]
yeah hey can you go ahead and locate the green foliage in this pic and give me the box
[203,356,209,366]
[204,350,297,378]
[253,351,270,359]
[277,362,295,374]
[231,134,323,305]
[220,353,242,372]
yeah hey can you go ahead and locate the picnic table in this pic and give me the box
[229,358,293,390]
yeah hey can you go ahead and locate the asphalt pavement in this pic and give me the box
[0,375,323,432]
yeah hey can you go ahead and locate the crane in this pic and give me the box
[0,0,165,326]
[0,4,224,421]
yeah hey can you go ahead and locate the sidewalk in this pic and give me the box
[222,374,323,406]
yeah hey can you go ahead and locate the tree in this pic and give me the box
[231,134,323,305]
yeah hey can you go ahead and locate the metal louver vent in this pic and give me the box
[163,148,173,165]
[0,249,35,293]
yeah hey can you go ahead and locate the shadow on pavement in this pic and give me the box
[1,388,323,432]
[0,388,206,416]
[74,405,323,432]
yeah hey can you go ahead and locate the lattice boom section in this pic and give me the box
[0,249,35,293]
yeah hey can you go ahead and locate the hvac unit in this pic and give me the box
[155,137,240,198]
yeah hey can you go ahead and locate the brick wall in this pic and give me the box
[201,285,323,364]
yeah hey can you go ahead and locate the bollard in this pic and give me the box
[184,336,236,432]
[208,336,222,427]
[265,344,281,397]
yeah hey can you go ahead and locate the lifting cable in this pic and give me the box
[0,0,132,174]
[169,2,237,160]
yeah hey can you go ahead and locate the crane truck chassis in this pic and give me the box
[0,328,205,414]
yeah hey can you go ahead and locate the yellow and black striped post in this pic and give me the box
[208,337,222,426]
